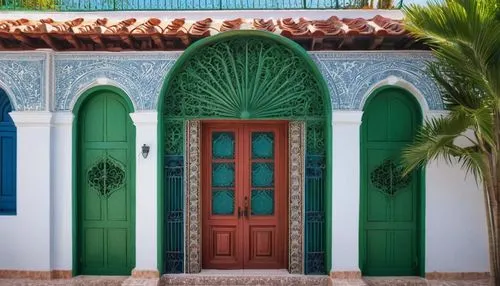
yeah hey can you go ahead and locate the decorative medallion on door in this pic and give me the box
[202,122,287,269]
[87,155,126,198]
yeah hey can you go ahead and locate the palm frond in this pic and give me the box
[402,115,470,174]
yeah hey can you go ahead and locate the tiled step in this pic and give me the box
[160,269,329,286]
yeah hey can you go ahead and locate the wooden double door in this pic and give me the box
[202,121,287,269]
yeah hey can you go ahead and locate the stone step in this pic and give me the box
[160,270,330,286]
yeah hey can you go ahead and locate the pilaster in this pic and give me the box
[129,111,159,277]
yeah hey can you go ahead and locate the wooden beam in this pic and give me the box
[65,34,82,50]
[90,34,105,49]
[40,34,60,50]
[152,34,165,50]
[12,32,37,48]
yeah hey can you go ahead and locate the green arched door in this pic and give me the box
[360,88,422,276]
[77,90,135,275]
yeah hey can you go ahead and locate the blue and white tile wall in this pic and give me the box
[0,51,443,112]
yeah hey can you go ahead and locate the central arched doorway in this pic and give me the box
[158,31,332,275]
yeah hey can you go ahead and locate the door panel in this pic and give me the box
[361,89,421,276]
[0,91,16,215]
[202,122,287,270]
[78,92,134,275]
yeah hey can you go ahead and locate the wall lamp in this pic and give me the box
[141,144,150,159]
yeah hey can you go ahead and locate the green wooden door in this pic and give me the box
[77,91,135,275]
[360,88,422,276]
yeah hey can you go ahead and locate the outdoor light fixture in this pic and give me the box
[141,144,150,158]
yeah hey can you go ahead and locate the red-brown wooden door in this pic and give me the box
[202,121,287,269]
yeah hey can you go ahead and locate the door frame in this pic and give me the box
[359,86,425,277]
[184,120,305,273]
[200,120,289,270]
[72,85,136,276]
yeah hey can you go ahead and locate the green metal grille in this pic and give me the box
[165,37,325,120]
[164,120,184,273]
[0,0,404,11]
[163,36,327,274]
[305,120,326,274]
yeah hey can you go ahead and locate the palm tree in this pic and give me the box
[402,0,500,284]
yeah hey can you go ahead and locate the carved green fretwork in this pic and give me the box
[370,159,411,197]
[165,37,325,120]
[162,35,328,275]
[87,155,126,198]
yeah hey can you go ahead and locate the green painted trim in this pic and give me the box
[157,30,332,274]
[359,86,425,277]
[72,85,136,276]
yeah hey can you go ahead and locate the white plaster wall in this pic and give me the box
[425,159,489,273]
[130,112,158,271]
[0,112,52,270]
[331,111,363,273]
[50,112,74,270]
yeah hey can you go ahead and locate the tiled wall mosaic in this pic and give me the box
[0,52,47,111]
[0,51,444,111]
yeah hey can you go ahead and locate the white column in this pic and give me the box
[331,111,363,276]
[51,112,74,271]
[129,111,158,275]
[6,111,53,270]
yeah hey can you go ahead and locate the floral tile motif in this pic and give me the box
[289,121,305,274]
[186,120,201,273]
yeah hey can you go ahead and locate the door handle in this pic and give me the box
[238,206,242,218]
[244,196,249,218]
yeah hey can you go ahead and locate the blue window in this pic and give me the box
[0,89,16,215]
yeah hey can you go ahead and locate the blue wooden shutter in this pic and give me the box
[0,90,16,215]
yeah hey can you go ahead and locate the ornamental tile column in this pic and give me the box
[331,111,363,279]
[8,111,53,273]
[129,111,159,278]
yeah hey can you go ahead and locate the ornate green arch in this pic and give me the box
[158,30,332,275]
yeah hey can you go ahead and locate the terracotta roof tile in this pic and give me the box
[0,15,422,51]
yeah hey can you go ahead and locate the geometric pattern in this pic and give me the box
[212,190,234,215]
[251,190,274,215]
[252,132,274,159]
[252,163,274,187]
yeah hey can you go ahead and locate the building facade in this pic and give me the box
[0,7,490,282]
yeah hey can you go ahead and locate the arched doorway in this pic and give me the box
[0,89,16,215]
[360,87,423,276]
[74,87,135,275]
[158,31,332,275]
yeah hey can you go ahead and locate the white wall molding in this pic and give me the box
[331,110,362,272]
[130,111,159,272]
[50,111,74,270]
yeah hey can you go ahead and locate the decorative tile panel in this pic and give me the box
[186,120,201,273]
[311,51,444,110]
[54,53,179,111]
[0,53,46,111]
[289,121,305,274]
